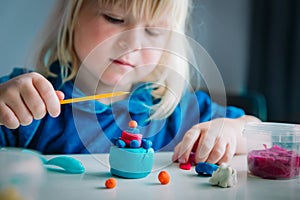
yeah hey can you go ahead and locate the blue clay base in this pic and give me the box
[110,168,151,179]
[109,146,154,179]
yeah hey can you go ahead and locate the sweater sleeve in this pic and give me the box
[0,68,32,83]
[195,91,245,122]
[0,120,41,148]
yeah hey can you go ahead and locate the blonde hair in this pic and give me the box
[34,0,192,120]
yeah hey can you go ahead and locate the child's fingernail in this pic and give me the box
[178,158,186,163]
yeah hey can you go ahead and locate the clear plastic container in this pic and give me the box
[0,148,45,200]
[244,122,300,180]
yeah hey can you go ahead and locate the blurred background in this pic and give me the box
[0,0,299,123]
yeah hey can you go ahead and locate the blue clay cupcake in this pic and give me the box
[109,120,154,179]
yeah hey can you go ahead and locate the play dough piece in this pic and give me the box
[109,120,154,179]
[209,163,237,188]
[141,139,152,149]
[158,171,170,185]
[105,178,117,189]
[109,146,154,179]
[179,162,192,170]
[128,120,138,128]
[179,153,195,170]
[248,145,300,179]
[195,162,219,176]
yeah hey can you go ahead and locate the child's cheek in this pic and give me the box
[142,49,163,66]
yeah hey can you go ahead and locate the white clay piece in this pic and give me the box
[209,163,237,188]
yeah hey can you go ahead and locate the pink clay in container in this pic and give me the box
[248,144,300,179]
[244,122,300,180]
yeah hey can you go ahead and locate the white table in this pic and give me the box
[39,153,299,200]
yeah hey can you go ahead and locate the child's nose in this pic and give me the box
[118,28,144,51]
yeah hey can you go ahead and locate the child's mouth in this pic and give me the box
[110,59,134,68]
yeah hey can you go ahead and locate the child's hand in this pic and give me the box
[0,72,64,129]
[172,116,256,164]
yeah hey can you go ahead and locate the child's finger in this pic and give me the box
[55,91,65,100]
[175,126,200,163]
[0,103,21,129]
[194,128,215,163]
[5,96,33,126]
[205,139,227,164]
[32,74,61,118]
[217,144,235,165]
[20,84,47,120]
[172,143,181,162]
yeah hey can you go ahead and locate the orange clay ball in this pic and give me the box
[158,171,170,185]
[128,120,138,128]
[105,178,117,189]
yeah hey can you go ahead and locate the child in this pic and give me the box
[0,0,260,165]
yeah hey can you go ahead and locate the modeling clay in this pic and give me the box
[209,163,237,188]
[195,162,219,176]
[109,120,154,179]
[179,153,195,170]
[105,178,117,189]
[158,171,170,185]
[179,162,192,170]
[112,120,153,149]
[248,144,300,179]
[128,120,138,128]
[141,139,152,149]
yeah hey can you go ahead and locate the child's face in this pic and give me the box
[74,1,170,89]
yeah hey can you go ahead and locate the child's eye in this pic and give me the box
[145,28,161,36]
[103,14,124,24]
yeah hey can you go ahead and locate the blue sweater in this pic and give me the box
[0,62,245,154]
